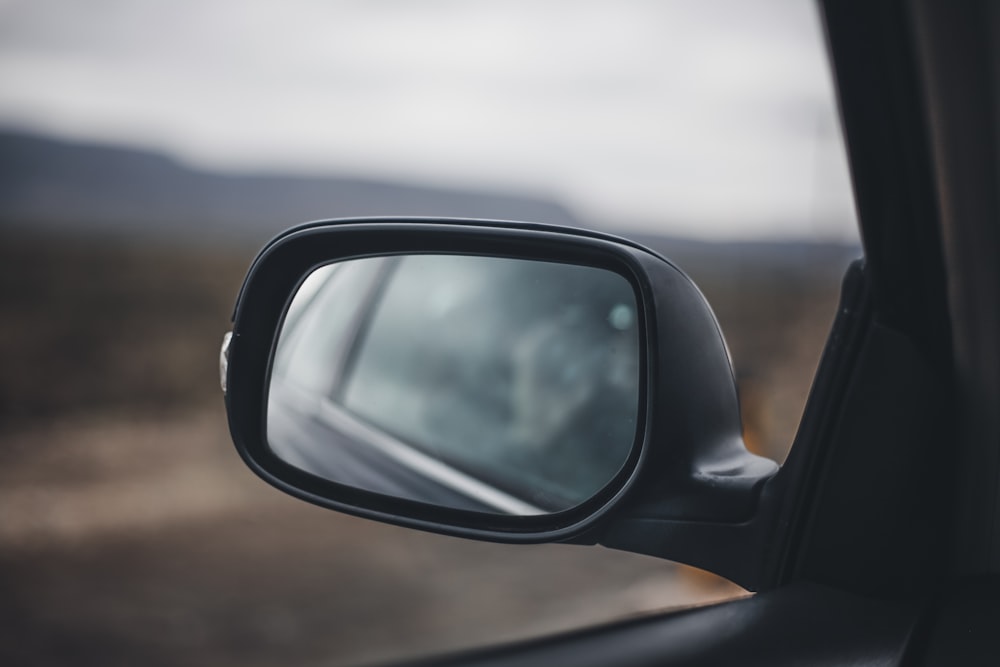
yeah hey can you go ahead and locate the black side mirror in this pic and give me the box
[224,218,777,583]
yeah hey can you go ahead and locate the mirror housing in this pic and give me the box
[225,218,777,581]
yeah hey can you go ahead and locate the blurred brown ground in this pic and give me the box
[0,231,843,666]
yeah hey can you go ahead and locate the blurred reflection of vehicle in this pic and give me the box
[268,254,640,514]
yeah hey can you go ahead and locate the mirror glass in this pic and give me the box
[267,254,641,515]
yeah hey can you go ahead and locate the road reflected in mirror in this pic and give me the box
[267,254,641,514]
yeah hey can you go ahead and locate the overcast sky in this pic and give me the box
[0,0,857,240]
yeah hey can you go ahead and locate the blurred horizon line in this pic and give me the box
[0,124,859,245]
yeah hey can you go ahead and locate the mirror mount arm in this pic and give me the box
[571,465,780,591]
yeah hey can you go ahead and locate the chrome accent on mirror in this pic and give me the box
[220,331,232,394]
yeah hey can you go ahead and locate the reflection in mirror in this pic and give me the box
[267,255,641,515]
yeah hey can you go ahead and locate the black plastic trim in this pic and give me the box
[225,217,776,557]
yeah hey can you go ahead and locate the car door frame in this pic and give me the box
[385,0,1000,663]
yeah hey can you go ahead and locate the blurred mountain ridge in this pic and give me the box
[0,129,859,261]
[0,129,583,246]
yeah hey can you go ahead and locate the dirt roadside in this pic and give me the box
[0,408,740,667]
[0,233,843,665]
